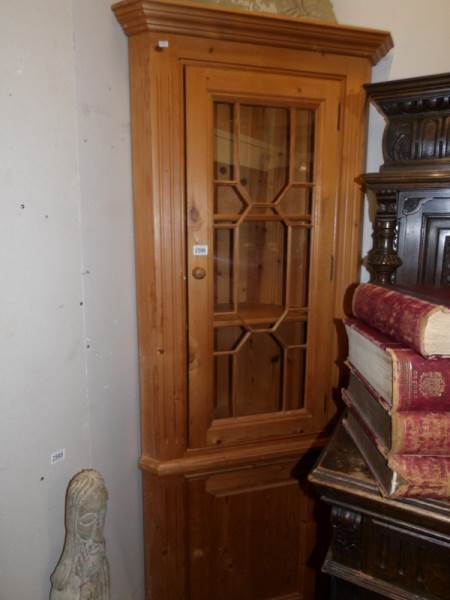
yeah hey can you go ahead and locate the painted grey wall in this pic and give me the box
[0,1,142,599]
[0,1,90,598]
[332,0,450,279]
[72,1,144,598]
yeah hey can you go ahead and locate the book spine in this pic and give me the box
[344,383,450,455]
[345,317,404,350]
[341,389,389,456]
[345,361,392,412]
[352,283,436,356]
[392,412,450,455]
[388,454,450,498]
[390,348,450,411]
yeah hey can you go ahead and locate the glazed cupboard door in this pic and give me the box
[186,66,342,449]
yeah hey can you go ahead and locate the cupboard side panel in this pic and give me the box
[129,34,187,460]
[143,473,188,600]
[330,59,372,422]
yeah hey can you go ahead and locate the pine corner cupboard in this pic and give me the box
[112,2,392,598]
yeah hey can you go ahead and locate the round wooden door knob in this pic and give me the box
[192,267,207,280]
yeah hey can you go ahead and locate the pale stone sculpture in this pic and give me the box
[193,0,336,21]
[50,470,110,600]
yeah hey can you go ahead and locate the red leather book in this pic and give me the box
[388,454,450,498]
[344,410,450,499]
[343,378,450,455]
[345,318,450,411]
[392,411,450,455]
[352,283,450,357]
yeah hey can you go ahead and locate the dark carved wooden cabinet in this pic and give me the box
[364,73,450,286]
[311,424,450,600]
[112,1,392,598]
[310,73,450,599]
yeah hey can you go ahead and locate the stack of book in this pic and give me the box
[342,283,450,498]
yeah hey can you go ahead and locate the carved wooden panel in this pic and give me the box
[330,506,362,569]
[442,236,450,285]
[311,424,450,600]
[364,73,450,286]
[365,73,450,172]
[396,190,450,285]
[364,518,450,599]
[384,113,450,166]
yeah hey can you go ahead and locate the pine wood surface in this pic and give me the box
[186,65,340,447]
[112,0,392,63]
[114,2,392,597]
[126,25,379,466]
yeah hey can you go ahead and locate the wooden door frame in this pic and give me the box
[185,65,343,449]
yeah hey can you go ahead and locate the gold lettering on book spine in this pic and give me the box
[419,372,445,398]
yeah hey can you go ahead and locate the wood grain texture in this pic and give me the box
[128,35,187,461]
[115,2,389,596]
[140,431,328,476]
[143,473,188,599]
[112,0,392,64]
[143,457,324,600]
[128,29,380,470]
[186,64,342,448]
[187,468,308,599]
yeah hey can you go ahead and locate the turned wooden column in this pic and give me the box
[362,73,450,285]
[366,189,402,284]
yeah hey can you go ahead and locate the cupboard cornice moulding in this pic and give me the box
[112,0,393,64]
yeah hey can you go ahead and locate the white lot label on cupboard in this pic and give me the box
[193,245,208,256]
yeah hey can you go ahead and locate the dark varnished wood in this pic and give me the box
[363,73,450,285]
[310,423,450,600]
[365,73,450,172]
[397,190,450,285]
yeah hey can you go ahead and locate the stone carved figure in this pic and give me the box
[194,0,336,21]
[50,470,110,600]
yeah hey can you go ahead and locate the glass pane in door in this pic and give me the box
[294,108,315,182]
[214,102,234,181]
[234,332,283,416]
[289,227,311,308]
[238,220,286,309]
[212,99,315,419]
[240,105,290,202]
[214,228,234,312]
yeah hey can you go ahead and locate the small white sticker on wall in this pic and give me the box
[50,449,66,465]
[193,245,208,256]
